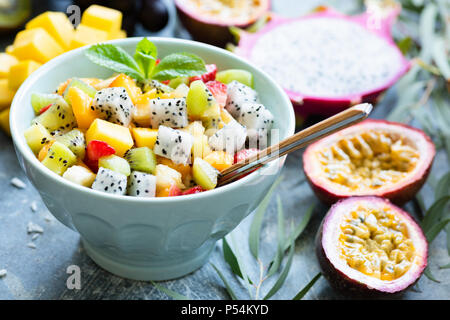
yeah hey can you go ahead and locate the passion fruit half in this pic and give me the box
[303,120,435,205]
[175,0,270,47]
[316,196,428,296]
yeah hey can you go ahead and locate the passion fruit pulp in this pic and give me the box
[316,196,428,296]
[303,120,435,205]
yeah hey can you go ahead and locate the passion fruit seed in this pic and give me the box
[318,130,419,191]
[339,205,415,281]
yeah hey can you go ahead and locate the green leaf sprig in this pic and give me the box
[85,38,207,84]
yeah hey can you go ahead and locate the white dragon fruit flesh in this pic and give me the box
[91,167,128,195]
[93,87,134,126]
[237,103,274,148]
[154,125,194,165]
[208,120,247,154]
[127,171,156,197]
[150,98,189,129]
[225,80,259,118]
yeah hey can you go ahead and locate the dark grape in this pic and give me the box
[139,0,169,32]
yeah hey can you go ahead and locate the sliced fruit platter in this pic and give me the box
[24,38,274,198]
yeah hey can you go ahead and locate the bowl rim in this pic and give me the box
[10,37,295,203]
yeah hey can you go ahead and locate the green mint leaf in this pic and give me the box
[151,52,206,81]
[85,44,144,81]
[134,38,158,79]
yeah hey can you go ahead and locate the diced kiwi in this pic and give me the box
[186,80,217,117]
[124,147,157,174]
[216,69,254,88]
[32,99,77,132]
[168,77,189,89]
[63,78,97,103]
[192,157,218,190]
[62,165,96,187]
[30,93,66,114]
[41,141,77,175]
[55,128,86,159]
[24,123,53,154]
[98,155,131,176]
[201,103,222,136]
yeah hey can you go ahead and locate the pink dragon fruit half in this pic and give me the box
[233,5,410,116]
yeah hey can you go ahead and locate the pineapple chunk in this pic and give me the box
[25,12,75,50]
[11,28,64,63]
[110,30,127,40]
[0,108,10,136]
[70,24,109,49]
[81,5,122,34]
[63,165,96,187]
[131,127,158,149]
[24,123,53,154]
[155,164,184,196]
[8,60,41,91]
[0,79,15,110]
[86,119,133,157]
[0,53,19,78]
[67,86,97,129]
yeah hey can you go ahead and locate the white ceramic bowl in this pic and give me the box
[10,38,295,280]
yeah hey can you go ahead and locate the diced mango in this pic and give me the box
[131,127,158,149]
[8,60,41,91]
[0,108,10,136]
[81,5,122,34]
[70,24,109,49]
[203,151,234,171]
[0,79,15,110]
[86,118,133,156]
[11,28,64,63]
[109,73,142,104]
[110,29,127,40]
[68,86,98,129]
[0,53,19,78]
[26,12,75,50]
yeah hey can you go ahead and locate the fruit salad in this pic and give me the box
[24,39,274,198]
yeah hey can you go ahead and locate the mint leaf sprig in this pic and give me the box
[85,38,207,83]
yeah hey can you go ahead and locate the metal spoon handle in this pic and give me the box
[217,103,373,187]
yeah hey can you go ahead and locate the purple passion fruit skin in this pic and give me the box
[316,196,428,297]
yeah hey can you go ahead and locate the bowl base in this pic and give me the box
[82,239,215,281]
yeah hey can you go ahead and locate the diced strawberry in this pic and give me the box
[161,80,170,85]
[234,148,259,164]
[39,104,52,114]
[206,81,227,107]
[190,64,217,83]
[182,186,205,195]
[155,59,160,65]
[85,140,115,172]
[169,184,182,196]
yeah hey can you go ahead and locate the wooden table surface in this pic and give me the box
[0,0,449,300]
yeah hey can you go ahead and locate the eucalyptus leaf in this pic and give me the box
[425,218,450,243]
[230,233,253,297]
[150,281,189,300]
[222,237,252,283]
[283,204,314,251]
[266,196,285,278]
[432,37,450,80]
[211,263,238,300]
[435,172,450,201]
[85,44,145,81]
[263,237,295,300]
[397,37,413,55]
[151,52,206,81]
[292,273,322,300]
[249,175,284,259]
[439,262,450,269]
[419,3,437,63]
[424,267,440,283]
[420,195,450,232]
